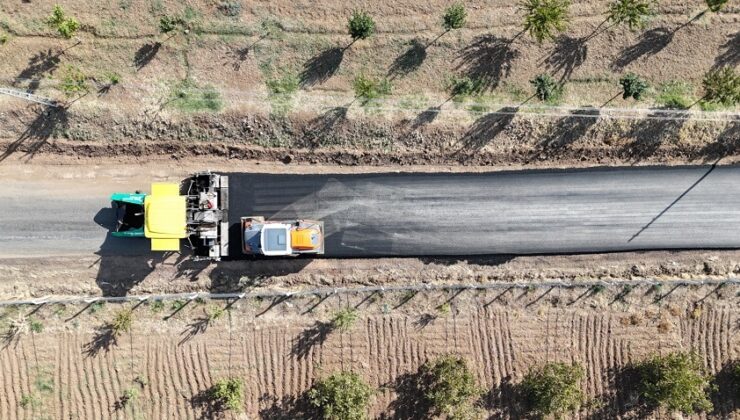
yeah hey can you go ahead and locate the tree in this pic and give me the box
[705,0,729,12]
[59,66,88,97]
[353,74,391,103]
[159,15,186,34]
[419,355,481,419]
[46,5,80,39]
[308,371,373,420]
[531,73,562,102]
[619,73,649,100]
[348,11,376,41]
[635,352,713,414]
[520,0,571,43]
[443,3,467,31]
[447,76,482,97]
[209,378,244,412]
[519,362,584,418]
[331,307,359,332]
[607,0,655,30]
[702,66,739,107]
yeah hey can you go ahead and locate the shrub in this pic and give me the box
[520,0,570,43]
[259,18,284,40]
[353,75,391,102]
[266,73,299,95]
[47,5,80,39]
[106,72,121,85]
[443,3,467,31]
[120,387,139,406]
[111,308,133,336]
[59,66,88,97]
[348,11,375,40]
[217,1,242,17]
[159,15,185,34]
[520,362,584,418]
[656,80,693,109]
[210,377,244,412]
[530,73,562,102]
[448,76,482,97]
[706,0,729,12]
[607,0,655,30]
[29,319,43,334]
[0,34,8,45]
[331,307,359,332]
[702,66,739,107]
[169,79,223,112]
[635,352,713,414]
[420,355,480,418]
[620,73,649,100]
[19,394,40,409]
[308,371,373,420]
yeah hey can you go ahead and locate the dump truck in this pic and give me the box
[111,172,230,260]
[110,172,325,259]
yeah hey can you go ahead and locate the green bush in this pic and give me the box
[655,80,694,109]
[348,11,376,40]
[331,307,359,332]
[210,377,244,412]
[59,66,88,97]
[29,319,43,334]
[635,352,713,414]
[47,5,80,39]
[308,371,373,420]
[353,75,391,102]
[447,76,482,97]
[530,73,562,102]
[520,362,584,418]
[0,34,8,45]
[702,66,739,107]
[520,0,570,43]
[607,0,655,30]
[159,15,185,34]
[169,79,223,112]
[443,3,467,31]
[619,73,649,100]
[706,0,729,12]
[110,308,133,336]
[266,73,299,95]
[420,355,480,418]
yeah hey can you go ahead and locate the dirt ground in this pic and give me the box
[0,282,737,419]
[0,0,738,168]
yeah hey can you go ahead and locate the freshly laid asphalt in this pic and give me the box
[2,165,739,258]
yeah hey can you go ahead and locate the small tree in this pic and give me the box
[520,0,571,43]
[520,362,584,418]
[705,0,729,12]
[531,73,562,102]
[635,352,713,414]
[348,11,376,41]
[159,15,186,34]
[447,75,482,97]
[443,3,467,31]
[308,371,373,420]
[59,66,88,97]
[46,5,80,39]
[620,73,649,100]
[702,66,739,107]
[331,307,359,332]
[420,355,480,418]
[607,0,655,30]
[353,74,391,102]
[110,308,133,337]
[209,377,244,412]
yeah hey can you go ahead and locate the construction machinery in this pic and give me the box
[110,172,325,259]
[111,172,229,260]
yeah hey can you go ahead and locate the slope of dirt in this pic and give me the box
[0,283,737,419]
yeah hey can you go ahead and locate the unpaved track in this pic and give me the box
[2,162,739,258]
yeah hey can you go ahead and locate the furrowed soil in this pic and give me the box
[0,0,738,167]
[0,283,737,419]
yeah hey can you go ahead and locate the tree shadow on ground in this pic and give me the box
[483,375,520,418]
[133,42,162,71]
[291,321,333,360]
[381,369,433,420]
[546,36,588,82]
[407,106,440,132]
[531,109,600,160]
[300,46,346,87]
[419,255,516,267]
[699,122,739,161]
[224,46,251,71]
[178,315,211,345]
[1,105,69,162]
[456,35,519,92]
[191,387,230,420]
[258,392,314,419]
[82,324,117,358]
[302,106,349,149]
[612,28,675,69]
[715,31,739,68]
[14,49,63,93]
[621,111,688,162]
[455,106,518,154]
[711,360,739,416]
[387,39,427,80]
[588,364,654,419]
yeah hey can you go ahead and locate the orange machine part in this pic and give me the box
[291,228,318,250]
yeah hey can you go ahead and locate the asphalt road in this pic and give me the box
[2,165,739,258]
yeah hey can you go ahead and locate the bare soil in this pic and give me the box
[0,282,737,419]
